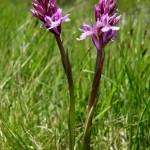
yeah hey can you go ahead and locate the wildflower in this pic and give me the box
[80,1,121,149]
[31,1,75,149]
[78,0,121,50]
[31,0,70,35]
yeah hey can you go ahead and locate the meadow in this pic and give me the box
[0,0,150,149]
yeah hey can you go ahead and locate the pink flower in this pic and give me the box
[31,0,70,35]
[78,0,121,50]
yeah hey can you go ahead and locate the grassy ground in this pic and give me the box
[0,0,150,149]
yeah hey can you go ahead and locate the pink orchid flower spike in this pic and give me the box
[31,0,70,35]
[78,0,121,51]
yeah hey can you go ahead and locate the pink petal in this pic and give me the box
[101,26,111,32]
[110,26,120,30]
[48,19,61,29]
[77,31,94,40]
[61,15,70,22]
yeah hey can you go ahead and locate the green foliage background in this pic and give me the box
[0,0,150,149]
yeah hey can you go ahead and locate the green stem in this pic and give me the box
[83,49,104,150]
[54,34,75,150]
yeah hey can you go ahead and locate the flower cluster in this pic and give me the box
[78,0,121,50]
[31,0,70,35]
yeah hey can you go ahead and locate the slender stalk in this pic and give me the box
[54,34,75,150]
[83,49,104,150]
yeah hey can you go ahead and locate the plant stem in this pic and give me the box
[54,34,75,150]
[83,49,104,150]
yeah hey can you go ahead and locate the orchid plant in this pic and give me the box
[31,0,120,149]
[78,0,120,149]
[31,0,75,149]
